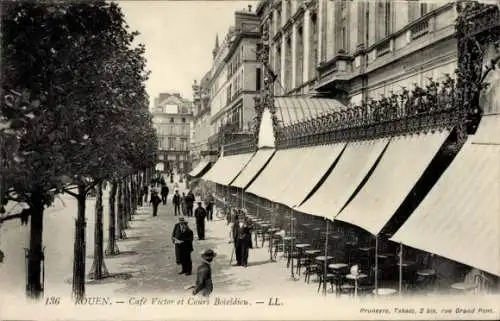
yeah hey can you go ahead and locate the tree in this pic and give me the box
[1,1,157,300]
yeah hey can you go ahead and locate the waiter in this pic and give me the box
[233,213,253,267]
[194,200,207,240]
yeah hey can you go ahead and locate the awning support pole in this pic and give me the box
[323,218,330,296]
[374,235,379,295]
[399,243,403,295]
[289,207,297,280]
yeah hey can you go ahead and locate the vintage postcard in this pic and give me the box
[0,0,499,320]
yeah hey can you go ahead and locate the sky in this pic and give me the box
[119,0,259,107]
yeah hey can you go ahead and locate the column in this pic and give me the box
[291,23,297,90]
[303,9,311,82]
[317,0,324,63]
[281,36,286,93]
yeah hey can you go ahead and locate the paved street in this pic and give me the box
[0,177,316,299]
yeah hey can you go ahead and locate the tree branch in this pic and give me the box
[0,213,22,223]
[63,188,78,198]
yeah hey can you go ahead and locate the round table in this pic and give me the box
[346,273,367,297]
[315,256,333,262]
[397,261,416,267]
[451,282,477,291]
[329,263,348,270]
[295,243,311,249]
[373,288,397,296]
[305,249,321,256]
[283,236,296,241]
[417,269,436,277]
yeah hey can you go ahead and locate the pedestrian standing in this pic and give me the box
[204,192,214,221]
[150,190,161,217]
[173,190,181,216]
[171,217,185,265]
[173,221,193,275]
[161,184,169,205]
[194,201,207,240]
[185,190,195,217]
[181,192,187,216]
[143,185,149,205]
[191,249,217,296]
[233,214,253,267]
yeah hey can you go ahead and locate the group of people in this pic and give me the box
[143,176,171,217]
[172,189,195,217]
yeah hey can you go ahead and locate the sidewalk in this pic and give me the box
[83,189,322,298]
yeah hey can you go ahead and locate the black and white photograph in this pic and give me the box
[0,0,499,320]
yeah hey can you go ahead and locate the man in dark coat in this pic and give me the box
[233,214,253,267]
[204,193,214,221]
[161,184,169,205]
[171,216,185,265]
[142,185,149,205]
[172,190,181,216]
[149,190,162,217]
[173,221,193,275]
[194,201,207,240]
[192,249,217,297]
[185,190,195,217]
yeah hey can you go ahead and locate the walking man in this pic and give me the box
[173,220,193,275]
[233,213,253,267]
[185,190,195,217]
[173,190,181,216]
[204,192,214,221]
[150,190,161,217]
[191,249,217,296]
[194,200,207,240]
[142,185,149,205]
[171,217,185,265]
[161,183,169,205]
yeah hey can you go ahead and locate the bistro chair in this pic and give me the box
[316,265,336,294]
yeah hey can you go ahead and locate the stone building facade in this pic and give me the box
[257,0,457,105]
[152,92,193,173]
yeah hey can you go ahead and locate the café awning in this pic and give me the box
[336,130,450,236]
[187,161,211,178]
[391,115,500,276]
[246,146,315,201]
[296,138,389,219]
[231,148,275,189]
[275,143,346,208]
[201,152,254,186]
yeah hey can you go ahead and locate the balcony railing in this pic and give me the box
[277,74,461,148]
[410,19,430,39]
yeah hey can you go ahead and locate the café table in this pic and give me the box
[451,282,477,292]
[295,244,311,275]
[329,263,348,270]
[345,273,368,297]
[315,255,333,263]
[417,269,436,277]
[373,288,398,296]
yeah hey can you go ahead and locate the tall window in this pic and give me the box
[168,137,175,150]
[309,13,318,80]
[256,67,262,91]
[276,44,282,94]
[377,0,391,40]
[286,0,291,20]
[338,0,348,52]
[276,8,282,29]
[296,24,304,87]
[285,36,292,91]
[409,0,429,21]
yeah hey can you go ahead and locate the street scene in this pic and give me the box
[1,0,500,320]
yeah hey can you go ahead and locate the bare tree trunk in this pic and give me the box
[26,192,44,300]
[72,185,87,301]
[117,180,127,238]
[105,181,119,255]
[89,182,108,279]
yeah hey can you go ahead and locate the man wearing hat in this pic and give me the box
[194,199,207,240]
[172,218,194,275]
[171,217,185,265]
[192,249,217,296]
[233,213,253,267]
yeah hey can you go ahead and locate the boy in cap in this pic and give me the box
[192,249,216,296]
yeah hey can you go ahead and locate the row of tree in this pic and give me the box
[0,1,158,300]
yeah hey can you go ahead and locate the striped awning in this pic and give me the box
[201,153,254,186]
[187,161,211,178]
[246,146,315,201]
[274,97,347,127]
[275,143,346,208]
[296,138,389,219]
[231,148,275,189]
[336,130,450,236]
[391,115,500,276]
